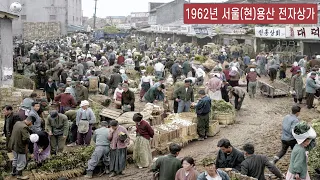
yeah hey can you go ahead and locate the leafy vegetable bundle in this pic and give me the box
[308,120,320,173]
[211,100,234,113]
[27,146,94,172]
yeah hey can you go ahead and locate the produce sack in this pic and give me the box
[292,122,317,144]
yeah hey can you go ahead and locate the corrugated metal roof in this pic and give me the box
[0,11,19,19]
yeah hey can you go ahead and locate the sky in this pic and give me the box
[82,0,226,18]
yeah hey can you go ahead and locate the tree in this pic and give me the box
[104,26,120,34]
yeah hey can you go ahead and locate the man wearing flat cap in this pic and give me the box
[173,79,194,113]
[84,121,111,178]
[306,72,320,109]
[195,90,211,141]
[45,110,69,154]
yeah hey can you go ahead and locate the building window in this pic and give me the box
[21,15,26,20]
[50,15,56,21]
[73,16,75,22]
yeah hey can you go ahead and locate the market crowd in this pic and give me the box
[2,33,319,180]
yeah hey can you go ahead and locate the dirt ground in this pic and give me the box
[81,79,319,180]
[3,77,319,180]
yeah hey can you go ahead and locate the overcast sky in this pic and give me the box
[82,0,226,17]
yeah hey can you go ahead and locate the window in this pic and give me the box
[73,16,75,22]
[50,15,56,21]
[21,15,26,20]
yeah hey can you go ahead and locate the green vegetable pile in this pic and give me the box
[194,55,207,63]
[308,119,320,174]
[211,100,234,113]
[294,121,310,135]
[27,146,94,172]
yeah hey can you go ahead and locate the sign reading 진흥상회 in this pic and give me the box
[255,27,286,39]
[184,4,318,24]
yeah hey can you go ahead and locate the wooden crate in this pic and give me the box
[187,124,197,136]
[100,108,122,120]
[150,115,163,126]
[207,120,220,137]
[178,112,197,123]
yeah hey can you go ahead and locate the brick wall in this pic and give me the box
[0,87,23,112]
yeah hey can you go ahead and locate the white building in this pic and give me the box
[0,0,83,36]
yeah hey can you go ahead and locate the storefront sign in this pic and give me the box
[193,27,209,35]
[180,25,190,34]
[150,25,159,31]
[286,26,320,39]
[255,27,286,38]
[161,26,170,32]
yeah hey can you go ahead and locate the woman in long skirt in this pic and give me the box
[108,120,130,177]
[132,113,154,168]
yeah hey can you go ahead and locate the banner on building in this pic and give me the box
[255,26,286,39]
[286,26,320,39]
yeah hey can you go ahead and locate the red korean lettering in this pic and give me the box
[222,8,231,20]
[256,7,265,20]
[266,7,275,20]
[279,7,286,20]
[241,7,256,20]
[209,8,218,20]
[311,27,319,37]
[287,7,296,20]
[231,7,240,20]
[295,7,305,20]
[305,7,316,20]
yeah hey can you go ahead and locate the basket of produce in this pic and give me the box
[211,100,236,125]
[207,120,220,137]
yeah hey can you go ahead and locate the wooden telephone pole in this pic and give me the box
[93,0,97,29]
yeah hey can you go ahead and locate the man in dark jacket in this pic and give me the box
[174,79,194,113]
[43,77,57,103]
[121,83,135,112]
[143,84,165,103]
[109,68,122,94]
[195,90,211,141]
[151,143,182,180]
[216,139,245,172]
[9,116,35,179]
[241,143,283,180]
[2,105,21,150]
[171,61,181,83]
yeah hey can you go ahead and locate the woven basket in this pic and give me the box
[207,120,220,137]
[213,112,235,125]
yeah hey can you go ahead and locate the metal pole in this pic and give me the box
[93,0,97,29]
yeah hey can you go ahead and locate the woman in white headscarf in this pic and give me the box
[286,122,317,180]
[229,66,240,87]
[30,132,50,164]
[290,61,301,77]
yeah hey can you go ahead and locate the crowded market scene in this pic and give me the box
[1,0,320,180]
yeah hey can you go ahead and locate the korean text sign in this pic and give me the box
[184,3,318,24]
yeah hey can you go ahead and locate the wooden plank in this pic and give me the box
[100,108,122,119]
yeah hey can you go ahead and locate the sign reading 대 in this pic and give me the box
[255,27,286,39]
[184,4,317,24]
[286,26,320,39]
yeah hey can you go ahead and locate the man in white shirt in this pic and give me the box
[154,61,165,78]
[196,66,206,86]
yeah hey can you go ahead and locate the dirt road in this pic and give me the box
[84,85,318,180]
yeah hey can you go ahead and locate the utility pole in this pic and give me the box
[93,0,97,29]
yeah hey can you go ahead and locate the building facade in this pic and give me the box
[0,0,82,36]
[149,0,187,25]
[0,11,18,87]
